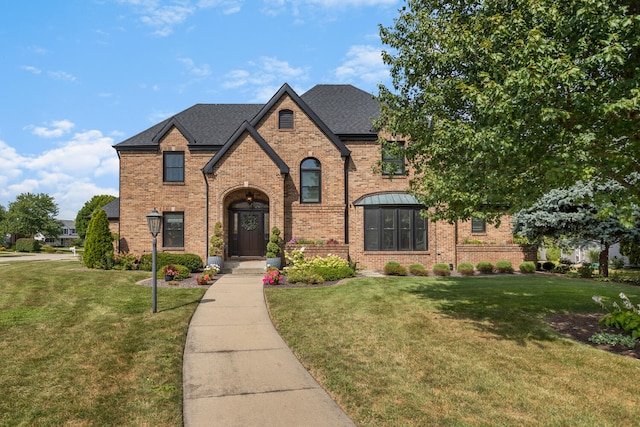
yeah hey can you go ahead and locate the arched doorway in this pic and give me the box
[228,197,269,257]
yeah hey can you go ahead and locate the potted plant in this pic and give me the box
[265,226,282,269]
[208,221,224,269]
[162,264,179,281]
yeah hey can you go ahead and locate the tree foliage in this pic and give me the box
[512,180,640,276]
[0,193,61,238]
[378,0,640,222]
[75,195,116,239]
[83,209,114,269]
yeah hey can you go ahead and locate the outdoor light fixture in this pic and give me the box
[246,191,254,205]
[146,208,162,313]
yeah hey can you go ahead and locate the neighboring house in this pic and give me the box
[113,83,534,270]
[45,220,79,247]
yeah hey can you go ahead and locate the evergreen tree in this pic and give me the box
[75,195,116,239]
[83,209,114,269]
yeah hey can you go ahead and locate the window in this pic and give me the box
[164,151,184,182]
[471,217,486,233]
[279,109,294,129]
[365,207,427,251]
[382,142,405,176]
[163,212,184,247]
[300,158,321,203]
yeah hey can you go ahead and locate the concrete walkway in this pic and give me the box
[182,273,356,427]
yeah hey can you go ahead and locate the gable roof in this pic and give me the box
[101,197,120,219]
[114,84,380,152]
[249,83,350,157]
[202,121,289,174]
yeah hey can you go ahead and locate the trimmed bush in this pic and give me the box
[139,253,203,272]
[156,264,191,280]
[432,263,451,276]
[384,261,407,276]
[545,246,561,262]
[542,261,555,271]
[409,263,429,276]
[577,263,594,278]
[285,267,325,284]
[495,260,514,274]
[83,209,114,269]
[519,261,536,274]
[16,238,41,253]
[476,261,494,274]
[457,262,475,276]
[114,253,139,270]
[552,264,571,274]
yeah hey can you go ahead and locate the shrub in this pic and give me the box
[43,245,55,253]
[545,246,561,262]
[495,260,514,274]
[587,249,601,265]
[15,238,41,253]
[113,253,139,270]
[266,227,282,258]
[593,293,640,339]
[611,257,625,270]
[157,263,191,280]
[559,257,573,265]
[209,221,224,257]
[285,267,325,284]
[552,264,571,274]
[263,268,281,286]
[284,253,354,282]
[542,261,556,271]
[432,263,451,276]
[139,253,203,272]
[577,263,594,278]
[83,209,114,269]
[457,262,475,276]
[409,263,428,276]
[519,261,536,274]
[476,261,494,274]
[384,261,407,276]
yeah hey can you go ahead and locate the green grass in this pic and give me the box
[266,275,640,426]
[1,260,205,426]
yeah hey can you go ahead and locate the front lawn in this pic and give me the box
[265,275,640,426]
[0,260,205,426]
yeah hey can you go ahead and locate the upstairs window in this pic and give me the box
[279,109,294,129]
[471,217,486,233]
[382,142,406,176]
[300,158,321,203]
[164,151,184,182]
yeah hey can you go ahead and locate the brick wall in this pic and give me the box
[457,244,537,268]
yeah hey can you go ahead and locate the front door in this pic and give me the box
[237,211,264,256]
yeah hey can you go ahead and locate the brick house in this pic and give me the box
[113,83,533,270]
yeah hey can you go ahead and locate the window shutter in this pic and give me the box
[279,110,293,129]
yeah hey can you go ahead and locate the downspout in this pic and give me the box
[344,154,349,244]
[202,169,209,263]
[116,149,122,254]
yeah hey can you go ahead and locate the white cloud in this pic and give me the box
[198,0,243,14]
[21,65,42,74]
[178,57,212,78]
[335,44,389,84]
[0,131,119,219]
[223,56,309,101]
[48,70,77,81]
[29,119,75,138]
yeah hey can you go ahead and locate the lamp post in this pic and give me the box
[146,208,162,313]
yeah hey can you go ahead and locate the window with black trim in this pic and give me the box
[364,206,427,251]
[163,212,184,247]
[279,109,294,129]
[382,141,405,176]
[164,151,184,182]
[300,158,321,203]
[471,217,486,233]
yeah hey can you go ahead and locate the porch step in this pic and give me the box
[222,259,266,275]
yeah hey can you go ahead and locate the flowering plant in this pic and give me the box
[162,264,179,277]
[204,264,220,275]
[197,274,212,285]
[262,268,281,286]
[593,293,640,339]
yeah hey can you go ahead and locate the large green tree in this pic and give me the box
[512,180,640,276]
[377,0,640,222]
[75,195,116,239]
[0,193,61,238]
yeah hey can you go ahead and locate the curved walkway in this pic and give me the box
[183,274,355,427]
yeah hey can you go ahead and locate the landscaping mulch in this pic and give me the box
[137,273,216,288]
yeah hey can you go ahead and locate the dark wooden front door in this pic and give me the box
[238,211,263,256]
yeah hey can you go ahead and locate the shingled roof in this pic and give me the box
[114,84,380,151]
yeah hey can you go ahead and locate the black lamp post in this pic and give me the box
[146,208,162,313]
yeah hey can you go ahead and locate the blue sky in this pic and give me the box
[0,0,400,219]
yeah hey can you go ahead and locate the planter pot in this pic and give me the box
[164,275,175,281]
[266,257,281,269]
[208,256,223,269]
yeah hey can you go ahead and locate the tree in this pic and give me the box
[0,193,62,238]
[377,1,640,223]
[75,195,116,239]
[83,209,114,269]
[620,237,640,265]
[512,180,640,277]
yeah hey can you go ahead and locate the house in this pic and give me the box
[45,220,79,247]
[113,83,534,271]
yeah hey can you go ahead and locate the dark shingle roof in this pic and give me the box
[101,198,120,219]
[114,84,380,150]
[301,84,379,137]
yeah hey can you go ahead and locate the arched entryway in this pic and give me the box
[227,191,269,257]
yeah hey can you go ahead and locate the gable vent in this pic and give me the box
[278,109,294,129]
